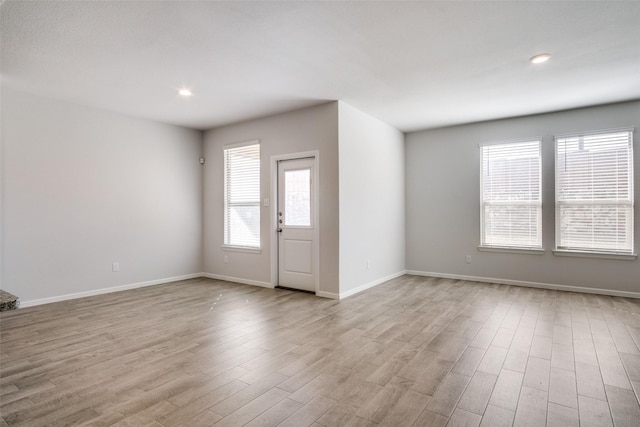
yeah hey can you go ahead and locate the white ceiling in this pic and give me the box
[2,1,639,132]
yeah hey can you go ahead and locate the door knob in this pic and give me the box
[277,228,283,233]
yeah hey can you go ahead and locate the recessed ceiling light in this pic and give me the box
[530,53,551,64]
[178,88,193,97]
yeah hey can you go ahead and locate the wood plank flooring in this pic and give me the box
[1,275,640,426]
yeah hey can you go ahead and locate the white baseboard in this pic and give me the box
[201,273,274,289]
[328,270,407,300]
[406,270,640,299]
[315,291,339,299]
[24,269,625,308]
[19,273,204,308]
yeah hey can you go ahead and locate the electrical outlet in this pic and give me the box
[224,255,229,264]
[112,262,120,272]
[366,260,371,269]
[465,255,472,264]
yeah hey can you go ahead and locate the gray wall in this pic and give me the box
[4,86,636,304]
[406,100,640,295]
[338,102,405,296]
[203,102,340,295]
[1,87,203,304]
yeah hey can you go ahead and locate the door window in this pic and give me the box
[284,168,311,227]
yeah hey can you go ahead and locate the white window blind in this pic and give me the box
[224,142,260,248]
[481,140,542,249]
[555,130,634,254]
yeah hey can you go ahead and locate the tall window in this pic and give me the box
[555,129,634,254]
[480,140,542,249]
[224,142,260,248]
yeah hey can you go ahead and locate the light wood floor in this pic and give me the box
[2,276,640,426]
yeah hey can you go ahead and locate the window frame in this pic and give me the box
[479,138,544,253]
[222,140,261,252]
[554,128,636,259]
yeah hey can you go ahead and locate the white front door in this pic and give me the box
[277,157,316,292]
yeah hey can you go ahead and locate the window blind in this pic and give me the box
[481,140,542,248]
[555,130,634,254]
[224,142,260,248]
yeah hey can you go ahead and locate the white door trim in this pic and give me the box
[270,151,320,293]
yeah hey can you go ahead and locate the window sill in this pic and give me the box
[478,246,545,255]
[553,250,637,261]
[222,245,262,254]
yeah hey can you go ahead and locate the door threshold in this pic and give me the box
[275,286,315,295]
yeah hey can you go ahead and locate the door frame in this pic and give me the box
[270,150,320,293]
